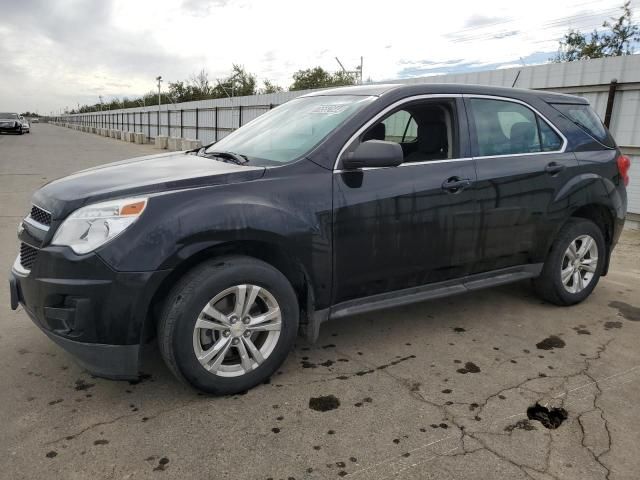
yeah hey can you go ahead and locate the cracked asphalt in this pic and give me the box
[2,124,640,480]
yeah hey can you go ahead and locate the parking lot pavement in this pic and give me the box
[1,123,639,480]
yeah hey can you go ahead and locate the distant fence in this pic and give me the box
[60,103,278,145]
[54,88,315,145]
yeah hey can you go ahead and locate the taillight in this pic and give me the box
[617,154,630,186]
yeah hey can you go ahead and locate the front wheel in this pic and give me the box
[158,256,299,394]
[533,218,605,306]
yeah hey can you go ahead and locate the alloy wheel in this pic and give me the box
[561,234,598,294]
[192,284,282,377]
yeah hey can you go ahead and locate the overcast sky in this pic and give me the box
[0,0,636,113]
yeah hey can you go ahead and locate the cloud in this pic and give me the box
[0,0,628,113]
[0,0,205,112]
[464,13,510,28]
[181,0,231,16]
[394,51,551,78]
[491,30,520,39]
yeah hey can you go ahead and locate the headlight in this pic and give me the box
[52,197,147,254]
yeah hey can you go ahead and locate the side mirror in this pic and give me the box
[341,140,403,170]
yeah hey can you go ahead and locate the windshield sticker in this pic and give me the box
[310,104,349,115]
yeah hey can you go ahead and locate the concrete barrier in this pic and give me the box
[154,135,168,149]
[167,137,182,151]
[133,132,146,144]
[181,139,202,150]
[122,131,135,142]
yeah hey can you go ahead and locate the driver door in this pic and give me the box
[332,97,480,305]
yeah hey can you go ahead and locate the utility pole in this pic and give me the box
[156,76,162,111]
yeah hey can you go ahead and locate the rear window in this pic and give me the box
[551,103,614,147]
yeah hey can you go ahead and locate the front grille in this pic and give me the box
[20,243,38,270]
[30,205,52,226]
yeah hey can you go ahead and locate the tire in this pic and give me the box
[158,256,299,394]
[533,218,605,306]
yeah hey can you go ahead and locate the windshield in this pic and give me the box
[0,113,19,119]
[205,95,375,165]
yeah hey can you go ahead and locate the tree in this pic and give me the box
[189,69,214,99]
[168,80,190,102]
[213,64,257,98]
[289,66,356,91]
[261,79,283,94]
[66,65,264,114]
[332,70,358,87]
[602,1,640,55]
[553,1,639,62]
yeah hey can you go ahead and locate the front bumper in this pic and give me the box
[9,246,170,379]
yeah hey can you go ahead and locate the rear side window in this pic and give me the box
[538,118,563,151]
[551,103,614,147]
[469,98,563,156]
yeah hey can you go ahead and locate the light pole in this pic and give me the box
[156,76,162,135]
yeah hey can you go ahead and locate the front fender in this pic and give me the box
[97,160,333,307]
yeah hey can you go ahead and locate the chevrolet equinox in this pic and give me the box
[9,84,629,394]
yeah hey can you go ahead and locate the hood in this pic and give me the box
[33,151,265,219]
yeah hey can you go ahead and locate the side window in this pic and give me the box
[381,110,417,143]
[469,98,562,156]
[358,100,458,163]
[537,117,563,151]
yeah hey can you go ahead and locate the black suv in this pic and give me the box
[9,84,629,394]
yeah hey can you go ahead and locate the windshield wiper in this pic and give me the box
[202,150,249,165]
[185,141,216,155]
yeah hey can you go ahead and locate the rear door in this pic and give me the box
[464,95,579,273]
[332,96,480,304]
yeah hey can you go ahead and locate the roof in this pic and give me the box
[302,83,588,104]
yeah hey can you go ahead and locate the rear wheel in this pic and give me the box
[158,256,299,394]
[534,218,605,305]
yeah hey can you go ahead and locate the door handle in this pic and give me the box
[545,162,565,175]
[442,177,472,193]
